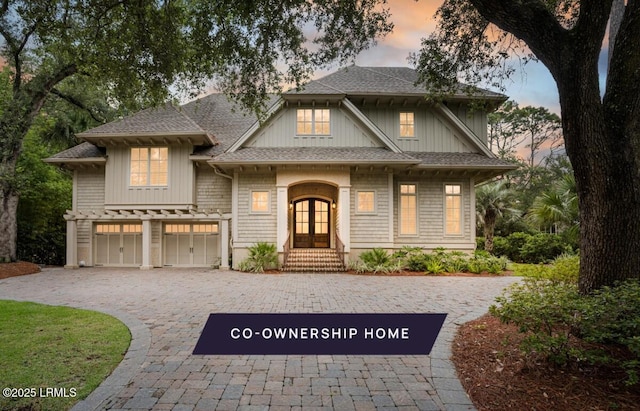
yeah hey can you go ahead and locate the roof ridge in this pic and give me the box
[170,103,218,145]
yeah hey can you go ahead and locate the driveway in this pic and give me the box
[0,268,519,410]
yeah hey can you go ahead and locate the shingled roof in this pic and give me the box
[284,66,505,100]
[210,147,419,165]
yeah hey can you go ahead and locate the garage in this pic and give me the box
[94,223,142,266]
[163,223,220,267]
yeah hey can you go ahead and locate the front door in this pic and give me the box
[294,199,330,248]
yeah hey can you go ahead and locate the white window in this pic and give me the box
[399,112,415,137]
[296,109,330,135]
[165,224,218,234]
[399,183,417,236]
[445,184,462,235]
[251,191,270,213]
[356,191,376,214]
[130,147,168,186]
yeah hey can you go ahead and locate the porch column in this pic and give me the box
[276,186,288,252]
[220,219,230,269]
[64,217,78,269]
[140,216,153,270]
[338,186,351,252]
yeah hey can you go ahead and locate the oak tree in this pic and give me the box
[0,0,392,262]
[415,0,640,293]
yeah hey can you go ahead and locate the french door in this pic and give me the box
[293,199,330,248]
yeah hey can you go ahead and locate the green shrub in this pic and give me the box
[444,252,469,273]
[424,258,444,274]
[502,232,532,261]
[355,248,403,274]
[491,236,510,257]
[238,242,278,273]
[405,252,429,271]
[516,254,579,284]
[490,278,583,365]
[491,269,640,384]
[579,280,640,384]
[520,233,568,263]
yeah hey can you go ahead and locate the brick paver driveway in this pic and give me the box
[0,268,519,410]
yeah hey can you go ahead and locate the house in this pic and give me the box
[46,66,516,271]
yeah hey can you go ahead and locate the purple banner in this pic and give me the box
[193,313,447,355]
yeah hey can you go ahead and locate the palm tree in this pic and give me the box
[528,173,579,245]
[476,180,515,253]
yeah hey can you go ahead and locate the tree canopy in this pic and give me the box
[416,0,640,293]
[0,0,393,262]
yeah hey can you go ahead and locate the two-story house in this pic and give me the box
[46,66,516,271]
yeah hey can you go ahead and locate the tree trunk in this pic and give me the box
[554,48,640,294]
[0,185,19,262]
[484,211,496,253]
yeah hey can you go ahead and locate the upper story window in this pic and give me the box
[130,147,168,187]
[251,191,270,213]
[399,112,415,137]
[296,109,331,135]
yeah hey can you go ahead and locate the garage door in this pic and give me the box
[163,223,219,267]
[94,223,142,266]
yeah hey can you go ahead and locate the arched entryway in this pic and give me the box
[293,198,330,248]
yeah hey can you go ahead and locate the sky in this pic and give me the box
[312,0,604,117]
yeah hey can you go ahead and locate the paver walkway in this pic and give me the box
[0,268,519,410]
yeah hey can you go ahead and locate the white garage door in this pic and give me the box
[94,223,142,266]
[163,223,219,267]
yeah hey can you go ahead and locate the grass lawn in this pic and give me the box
[0,300,131,411]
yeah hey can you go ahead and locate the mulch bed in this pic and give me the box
[346,270,514,277]
[452,314,640,411]
[0,261,41,279]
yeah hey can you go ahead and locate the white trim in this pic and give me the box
[388,173,394,243]
[470,178,477,248]
[232,172,239,243]
[434,104,495,157]
[295,108,332,136]
[355,190,377,215]
[443,182,464,237]
[341,99,403,153]
[227,99,285,152]
[398,182,419,237]
[249,190,271,214]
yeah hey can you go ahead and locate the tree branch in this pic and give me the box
[26,63,78,118]
[50,88,104,123]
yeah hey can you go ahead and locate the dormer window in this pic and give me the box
[399,112,415,137]
[130,147,168,186]
[296,109,330,135]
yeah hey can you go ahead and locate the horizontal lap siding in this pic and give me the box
[76,168,105,248]
[237,173,277,244]
[350,173,389,244]
[196,167,232,212]
[394,177,472,246]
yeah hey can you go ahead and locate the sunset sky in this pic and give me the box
[325,0,610,116]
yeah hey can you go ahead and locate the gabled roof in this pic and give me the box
[284,66,506,101]
[77,103,215,146]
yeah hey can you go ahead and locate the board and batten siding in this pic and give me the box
[245,107,383,148]
[104,145,195,208]
[350,173,390,244]
[236,173,277,244]
[393,177,473,247]
[359,106,476,153]
[447,103,489,144]
[196,167,232,213]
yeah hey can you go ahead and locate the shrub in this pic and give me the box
[238,242,278,273]
[491,236,510,258]
[355,248,403,274]
[491,263,639,384]
[520,233,569,263]
[578,280,640,384]
[425,258,445,275]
